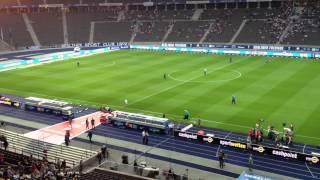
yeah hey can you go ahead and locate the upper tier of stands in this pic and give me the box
[0,1,319,47]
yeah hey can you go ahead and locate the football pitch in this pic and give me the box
[0,49,320,145]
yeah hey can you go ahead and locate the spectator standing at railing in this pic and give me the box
[3,139,8,151]
[246,136,252,150]
[65,131,70,146]
[145,130,149,145]
[101,145,107,159]
[87,131,93,143]
[97,152,102,164]
[142,130,146,144]
[218,150,225,169]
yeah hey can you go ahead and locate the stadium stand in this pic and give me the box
[282,4,320,45]
[94,22,133,42]
[0,13,33,47]
[134,21,170,42]
[166,21,210,43]
[29,12,64,46]
[0,129,96,167]
[0,1,319,47]
[80,168,154,180]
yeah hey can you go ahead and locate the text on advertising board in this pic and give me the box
[220,140,246,149]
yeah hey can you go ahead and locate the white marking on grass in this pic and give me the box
[130,62,242,106]
[168,70,242,83]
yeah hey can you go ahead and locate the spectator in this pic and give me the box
[133,160,138,173]
[145,130,149,145]
[86,118,89,129]
[61,160,66,170]
[101,145,107,159]
[142,130,146,144]
[246,136,252,150]
[97,152,102,164]
[87,131,93,143]
[64,131,70,146]
[3,140,8,151]
[91,118,95,129]
[218,150,225,169]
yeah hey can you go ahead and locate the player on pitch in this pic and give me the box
[231,95,237,104]
[203,68,207,76]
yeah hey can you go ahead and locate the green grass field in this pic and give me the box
[1,50,320,145]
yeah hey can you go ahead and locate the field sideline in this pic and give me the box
[0,49,320,145]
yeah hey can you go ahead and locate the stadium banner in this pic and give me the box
[162,43,320,53]
[61,42,128,48]
[130,45,319,59]
[0,46,128,71]
[174,130,320,165]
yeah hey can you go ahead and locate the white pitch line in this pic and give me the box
[168,70,242,83]
[129,61,244,106]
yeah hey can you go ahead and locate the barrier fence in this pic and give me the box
[174,130,320,165]
[130,44,320,59]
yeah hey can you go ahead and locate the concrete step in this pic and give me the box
[0,129,97,166]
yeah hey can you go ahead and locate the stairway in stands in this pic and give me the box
[0,129,97,167]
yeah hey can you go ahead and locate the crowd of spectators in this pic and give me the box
[247,120,295,148]
[282,4,320,45]
[135,21,170,42]
[167,21,209,42]
[124,9,194,21]
[259,4,293,42]
[0,136,80,179]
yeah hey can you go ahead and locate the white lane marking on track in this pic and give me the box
[168,70,242,83]
[305,162,316,178]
